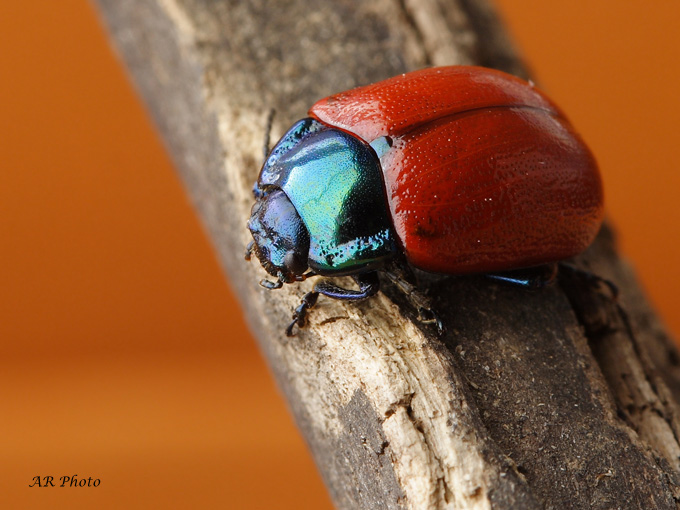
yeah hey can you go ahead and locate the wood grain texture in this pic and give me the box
[93,0,680,508]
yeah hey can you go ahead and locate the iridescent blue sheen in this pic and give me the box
[247,189,309,278]
[258,118,397,275]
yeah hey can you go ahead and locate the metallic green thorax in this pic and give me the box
[257,118,397,275]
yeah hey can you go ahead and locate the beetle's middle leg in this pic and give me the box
[383,264,444,334]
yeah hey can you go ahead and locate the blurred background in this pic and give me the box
[1,1,678,508]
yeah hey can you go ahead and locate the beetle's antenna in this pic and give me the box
[263,108,276,161]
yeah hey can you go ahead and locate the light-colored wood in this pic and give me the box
[94,0,680,508]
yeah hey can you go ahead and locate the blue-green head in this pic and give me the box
[248,188,310,285]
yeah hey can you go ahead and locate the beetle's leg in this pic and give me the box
[259,272,284,290]
[314,272,380,301]
[287,291,319,336]
[245,240,255,261]
[286,272,380,336]
[485,263,558,289]
[383,266,444,335]
[294,271,316,282]
[557,262,619,298]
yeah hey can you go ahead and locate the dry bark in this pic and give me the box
[93,0,680,508]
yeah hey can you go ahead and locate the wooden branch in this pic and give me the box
[94,0,680,507]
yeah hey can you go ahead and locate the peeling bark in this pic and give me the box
[93,0,680,508]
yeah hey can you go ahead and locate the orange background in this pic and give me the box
[1,1,678,508]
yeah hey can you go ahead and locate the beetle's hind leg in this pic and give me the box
[383,265,444,335]
[286,272,380,336]
[486,263,618,299]
[557,262,619,298]
[485,263,559,289]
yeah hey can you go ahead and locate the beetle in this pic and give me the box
[246,66,604,336]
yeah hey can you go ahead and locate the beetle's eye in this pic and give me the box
[283,249,306,276]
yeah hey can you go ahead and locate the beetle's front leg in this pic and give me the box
[286,272,380,336]
[244,241,255,261]
[286,291,319,336]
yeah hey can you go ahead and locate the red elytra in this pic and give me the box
[309,66,603,274]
